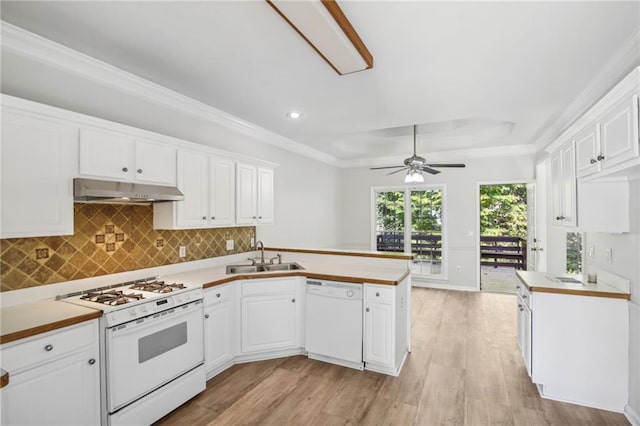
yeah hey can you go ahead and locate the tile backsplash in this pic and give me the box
[0,204,255,292]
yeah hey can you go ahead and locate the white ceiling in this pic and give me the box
[1,1,639,163]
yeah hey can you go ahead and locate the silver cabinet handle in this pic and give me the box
[44,344,53,352]
[292,299,296,303]
[259,216,262,219]
[252,216,256,219]
[216,293,221,298]
[202,216,207,220]
[376,292,380,297]
[366,307,370,312]
[122,167,128,172]
[522,295,527,299]
[137,169,143,174]
[516,285,520,289]
[519,307,524,312]
[590,158,597,164]
[204,314,210,319]
[88,359,96,365]
[211,216,215,220]
[597,154,605,161]
[531,247,537,251]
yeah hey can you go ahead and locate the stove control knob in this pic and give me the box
[346,290,354,298]
[130,308,137,316]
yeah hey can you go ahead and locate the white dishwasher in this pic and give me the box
[305,279,364,370]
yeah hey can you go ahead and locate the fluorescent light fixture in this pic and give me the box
[404,170,424,183]
[266,0,373,75]
[286,111,301,119]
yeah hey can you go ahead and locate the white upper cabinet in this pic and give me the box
[236,164,274,225]
[210,157,235,226]
[154,150,236,229]
[1,110,76,238]
[79,128,176,186]
[600,94,639,170]
[550,141,576,227]
[574,122,600,178]
[257,167,274,225]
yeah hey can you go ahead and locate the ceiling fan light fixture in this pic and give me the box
[266,0,373,75]
[405,169,424,183]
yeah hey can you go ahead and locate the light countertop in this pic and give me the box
[515,271,630,300]
[164,259,411,289]
[0,300,102,345]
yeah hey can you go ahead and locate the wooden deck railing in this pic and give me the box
[376,232,526,269]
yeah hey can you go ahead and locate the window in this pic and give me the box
[566,232,583,274]
[374,186,446,278]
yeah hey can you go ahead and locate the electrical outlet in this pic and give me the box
[179,246,186,258]
[588,245,594,258]
[226,239,234,251]
[605,248,612,263]
[250,237,255,247]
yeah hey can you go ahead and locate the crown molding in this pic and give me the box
[337,144,536,169]
[532,28,640,153]
[0,21,340,166]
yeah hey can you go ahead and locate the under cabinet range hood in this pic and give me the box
[74,178,184,204]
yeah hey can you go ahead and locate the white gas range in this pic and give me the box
[59,278,206,426]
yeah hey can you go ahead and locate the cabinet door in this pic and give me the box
[600,94,639,170]
[574,123,600,178]
[176,150,209,228]
[241,294,296,353]
[1,112,76,238]
[134,139,176,185]
[549,150,564,225]
[236,163,257,225]
[257,167,274,224]
[79,128,134,180]
[204,301,234,372]
[560,142,577,227]
[210,157,235,226]
[364,302,393,366]
[1,347,100,425]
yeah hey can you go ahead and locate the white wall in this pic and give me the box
[1,50,341,249]
[583,180,640,420]
[338,154,535,290]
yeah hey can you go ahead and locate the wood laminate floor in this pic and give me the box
[155,288,629,426]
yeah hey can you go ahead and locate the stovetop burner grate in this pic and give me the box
[129,281,187,293]
[80,289,145,306]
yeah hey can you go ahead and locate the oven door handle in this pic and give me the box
[107,301,202,338]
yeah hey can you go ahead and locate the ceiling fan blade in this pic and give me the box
[419,166,441,175]
[387,167,410,175]
[425,163,466,168]
[370,165,404,170]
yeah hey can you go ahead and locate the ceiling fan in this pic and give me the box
[370,125,466,182]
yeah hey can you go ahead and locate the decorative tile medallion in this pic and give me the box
[0,204,256,291]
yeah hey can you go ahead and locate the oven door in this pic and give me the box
[105,300,204,412]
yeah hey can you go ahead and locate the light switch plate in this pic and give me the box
[226,239,234,251]
[605,248,612,263]
[179,246,186,258]
[250,237,255,247]
[588,245,594,258]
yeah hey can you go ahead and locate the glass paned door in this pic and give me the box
[410,189,443,276]
[375,191,405,254]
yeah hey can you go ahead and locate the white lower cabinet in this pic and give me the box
[240,278,302,354]
[363,279,409,376]
[203,285,237,377]
[515,279,629,412]
[0,320,100,425]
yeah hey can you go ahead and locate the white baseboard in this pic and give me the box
[412,281,476,292]
[626,405,640,426]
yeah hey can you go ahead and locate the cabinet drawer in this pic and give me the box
[1,321,97,373]
[242,278,296,296]
[205,285,231,306]
[365,285,394,303]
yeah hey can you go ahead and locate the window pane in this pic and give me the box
[410,189,443,276]
[566,232,582,274]
[375,191,405,253]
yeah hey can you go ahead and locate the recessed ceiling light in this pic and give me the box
[286,111,301,119]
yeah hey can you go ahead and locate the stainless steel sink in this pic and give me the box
[553,276,584,285]
[263,262,304,272]
[225,262,304,274]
